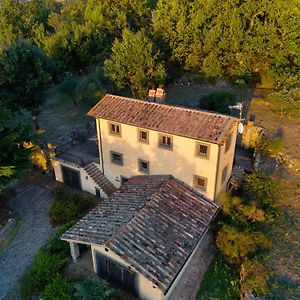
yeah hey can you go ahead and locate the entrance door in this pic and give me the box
[61,165,82,190]
[96,253,137,295]
[121,176,128,185]
[95,187,101,198]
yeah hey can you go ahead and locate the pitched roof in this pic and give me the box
[61,175,219,293]
[87,94,237,144]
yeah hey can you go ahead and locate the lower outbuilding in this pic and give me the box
[61,175,219,300]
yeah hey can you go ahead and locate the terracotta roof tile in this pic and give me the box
[87,94,237,144]
[61,175,219,293]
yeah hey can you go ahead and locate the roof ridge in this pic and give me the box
[103,94,237,120]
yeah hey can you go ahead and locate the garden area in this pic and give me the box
[18,187,132,300]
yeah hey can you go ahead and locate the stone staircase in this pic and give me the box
[84,163,117,197]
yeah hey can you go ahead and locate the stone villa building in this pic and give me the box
[52,94,238,299]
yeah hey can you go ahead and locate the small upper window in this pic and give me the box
[225,132,233,153]
[159,135,172,149]
[138,129,149,143]
[196,143,210,159]
[194,175,207,192]
[222,165,228,183]
[110,151,123,166]
[109,123,121,136]
[138,159,149,174]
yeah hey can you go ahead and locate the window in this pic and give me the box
[222,165,228,183]
[159,134,172,149]
[225,132,233,153]
[110,151,123,166]
[109,123,121,136]
[194,175,207,192]
[138,159,149,174]
[195,142,210,159]
[138,129,149,143]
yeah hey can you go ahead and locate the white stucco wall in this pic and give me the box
[51,160,106,197]
[215,127,238,197]
[96,118,237,200]
[91,244,164,300]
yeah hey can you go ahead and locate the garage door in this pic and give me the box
[61,165,82,190]
[96,253,137,295]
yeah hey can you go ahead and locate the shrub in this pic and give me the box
[197,251,239,300]
[44,223,75,255]
[20,224,74,299]
[240,259,271,297]
[75,67,106,105]
[216,224,271,265]
[73,278,116,300]
[21,251,67,299]
[244,172,279,207]
[267,86,300,118]
[200,91,237,114]
[256,135,284,156]
[42,274,74,300]
[49,187,96,225]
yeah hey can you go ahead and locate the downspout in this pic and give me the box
[213,144,221,202]
[97,119,105,174]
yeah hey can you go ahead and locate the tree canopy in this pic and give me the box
[0,40,56,120]
[0,110,36,192]
[0,0,298,93]
[104,29,166,98]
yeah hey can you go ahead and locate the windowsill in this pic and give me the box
[195,186,206,192]
[195,154,209,160]
[159,144,173,151]
[138,139,149,144]
[111,161,123,166]
[109,132,122,137]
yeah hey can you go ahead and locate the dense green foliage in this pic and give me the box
[42,275,74,300]
[49,187,96,225]
[197,251,239,300]
[104,29,166,98]
[21,223,73,299]
[0,110,36,192]
[215,172,279,296]
[0,0,298,98]
[0,41,56,119]
[74,278,116,300]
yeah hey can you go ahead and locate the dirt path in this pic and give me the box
[169,232,216,300]
[0,186,54,300]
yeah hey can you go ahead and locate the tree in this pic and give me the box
[0,110,36,192]
[0,40,56,126]
[41,0,151,68]
[0,0,53,53]
[104,29,166,98]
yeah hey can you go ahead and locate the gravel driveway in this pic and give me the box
[0,185,54,300]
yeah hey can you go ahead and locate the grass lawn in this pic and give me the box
[196,251,240,300]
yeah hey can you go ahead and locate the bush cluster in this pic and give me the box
[49,187,96,225]
[20,223,73,299]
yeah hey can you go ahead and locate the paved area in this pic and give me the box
[169,231,216,300]
[0,185,54,300]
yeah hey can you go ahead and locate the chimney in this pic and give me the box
[147,88,166,103]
